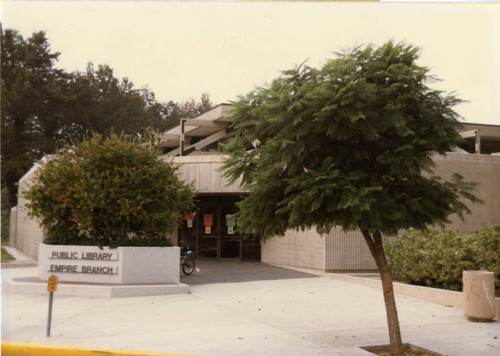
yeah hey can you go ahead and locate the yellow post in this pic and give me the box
[47,275,58,336]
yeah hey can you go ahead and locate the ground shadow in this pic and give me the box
[180,260,319,285]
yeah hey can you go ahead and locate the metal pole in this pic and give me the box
[47,291,54,337]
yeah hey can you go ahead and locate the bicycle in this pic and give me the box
[180,249,195,275]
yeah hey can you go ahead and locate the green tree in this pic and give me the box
[178,93,213,119]
[1,26,214,208]
[222,41,480,355]
[1,27,66,206]
[24,132,194,247]
[148,93,213,132]
[55,65,213,140]
[67,63,156,136]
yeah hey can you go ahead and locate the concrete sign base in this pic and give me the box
[39,244,180,284]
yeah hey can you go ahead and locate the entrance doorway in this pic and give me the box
[178,195,260,261]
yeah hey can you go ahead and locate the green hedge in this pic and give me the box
[386,226,500,297]
[24,132,194,247]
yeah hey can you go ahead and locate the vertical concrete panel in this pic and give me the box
[262,229,326,270]
[172,155,244,193]
[432,153,500,233]
[16,163,45,259]
[9,206,17,247]
[324,153,500,271]
[325,228,377,271]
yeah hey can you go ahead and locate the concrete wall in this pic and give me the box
[171,155,244,194]
[263,153,500,271]
[39,244,180,284]
[325,228,376,271]
[262,229,326,270]
[14,162,45,259]
[431,153,500,233]
[9,206,17,247]
[12,152,500,268]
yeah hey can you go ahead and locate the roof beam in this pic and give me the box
[164,147,181,157]
[181,118,228,128]
[160,133,180,141]
[460,129,481,154]
[163,128,235,157]
[183,129,236,155]
[460,130,477,139]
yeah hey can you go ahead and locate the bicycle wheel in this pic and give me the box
[182,259,195,275]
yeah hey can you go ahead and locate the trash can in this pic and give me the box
[463,270,496,321]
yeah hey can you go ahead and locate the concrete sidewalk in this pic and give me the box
[2,261,499,356]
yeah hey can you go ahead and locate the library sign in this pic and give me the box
[39,244,181,284]
[48,250,119,275]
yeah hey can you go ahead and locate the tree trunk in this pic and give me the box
[362,230,403,356]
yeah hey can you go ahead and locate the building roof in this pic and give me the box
[459,123,500,154]
[160,103,234,157]
[159,104,500,156]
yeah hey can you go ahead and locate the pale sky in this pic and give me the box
[1,1,499,124]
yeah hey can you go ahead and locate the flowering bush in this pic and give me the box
[24,132,194,247]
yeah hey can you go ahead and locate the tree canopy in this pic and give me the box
[1,26,212,207]
[223,41,477,239]
[222,40,479,355]
[1,27,65,207]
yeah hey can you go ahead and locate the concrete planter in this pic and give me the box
[39,244,180,284]
[463,270,496,321]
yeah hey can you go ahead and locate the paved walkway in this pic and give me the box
[180,260,318,285]
[2,257,499,355]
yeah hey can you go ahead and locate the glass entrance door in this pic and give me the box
[178,195,260,261]
[198,205,218,259]
[221,206,240,259]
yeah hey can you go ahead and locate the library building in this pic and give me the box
[10,104,500,272]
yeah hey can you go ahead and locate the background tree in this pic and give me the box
[1,26,213,209]
[59,64,213,139]
[1,27,66,207]
[147,93,213,132]
[222,41,480,355]
[66,63,157,136]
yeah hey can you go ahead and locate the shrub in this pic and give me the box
[386,227,500,297]
[1,247,15,261]
[24,132,194,247]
